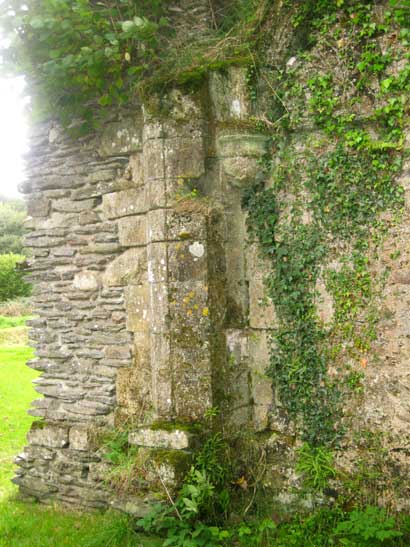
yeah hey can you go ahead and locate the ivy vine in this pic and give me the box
[246,0,409,445]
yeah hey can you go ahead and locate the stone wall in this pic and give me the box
[15,72,274,510]
[15,23,410,511]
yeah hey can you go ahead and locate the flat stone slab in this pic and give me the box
[128,428,193,450]
[27,424,69,448]
[110,494,159,517]
[216,134,269,157]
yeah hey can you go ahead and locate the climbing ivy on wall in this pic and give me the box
[246,0,409,446]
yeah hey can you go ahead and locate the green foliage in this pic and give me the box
[139,508,231,547]
[307,75,339,132]
[134,429,407,546]
[139,493,409,547]
[0,343,36,499]
[137,432,232,546]
[245,0,409,448]
[0,503,162,547]
[324,253,380,356]
[236,519,277,546]
[0,198,26,255]
[0,1,260,129]
[296,443,336,490]
[79,512,162,547]
[334,506,403,545]
[0,254,31,302]
[274,506,407,547]
[356,45,391,82]
[0,0,168,130]
[340,430,400,508]
[0,315,31,329]
[100,429,130,465]
[186,433,229,490]
[178,470,215,520]
[246,186,340,445]
[306,147,403,239]
[3,408,398,547]
[96,428,149,496]
[288,0,339,37]
[0,336,161,546]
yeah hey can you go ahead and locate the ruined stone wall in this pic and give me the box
[15,13,410,511]
[15,73,274,510]
[15,115,144,508]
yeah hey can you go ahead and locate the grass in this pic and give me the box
[0,316,162,547]
[0,298,33,317]
[0,315,33,346]
[0,327,29,346]
[0,344,37,498]
[0,315,33,329]
[3,319,405,546]
[0,505,163,547]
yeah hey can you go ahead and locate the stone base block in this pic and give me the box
[128,427,195,450]
[111,494,160,517]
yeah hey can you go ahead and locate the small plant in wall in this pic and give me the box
[295,443,336,492]
[96,428,150,496]
[0,1,264,130]
[137,431,233,547]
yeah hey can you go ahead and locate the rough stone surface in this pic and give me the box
[128,429,193,450]
[98,118,143,156]
[27,425,69,448]
[102,248,147,287]
[69,426,91,451]
[19,93,218,509]
[19,52,410,514]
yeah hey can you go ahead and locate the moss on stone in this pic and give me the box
[30,420,47,430]
[151,448,193,477]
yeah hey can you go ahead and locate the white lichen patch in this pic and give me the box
[188,241,205,258]
[230,98,242,117]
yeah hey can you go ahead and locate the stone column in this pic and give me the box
[125,91,214,491]
[209,67,273,430]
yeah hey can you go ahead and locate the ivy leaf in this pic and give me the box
[98,94,112,106]
[104,32,117,44]
[133,16,147,28]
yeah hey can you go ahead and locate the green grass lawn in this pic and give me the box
[0,345,37,499]
[0,504,162,547]
[0,318,162,547]
[0,315,33,329]
[0,315,31,346]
